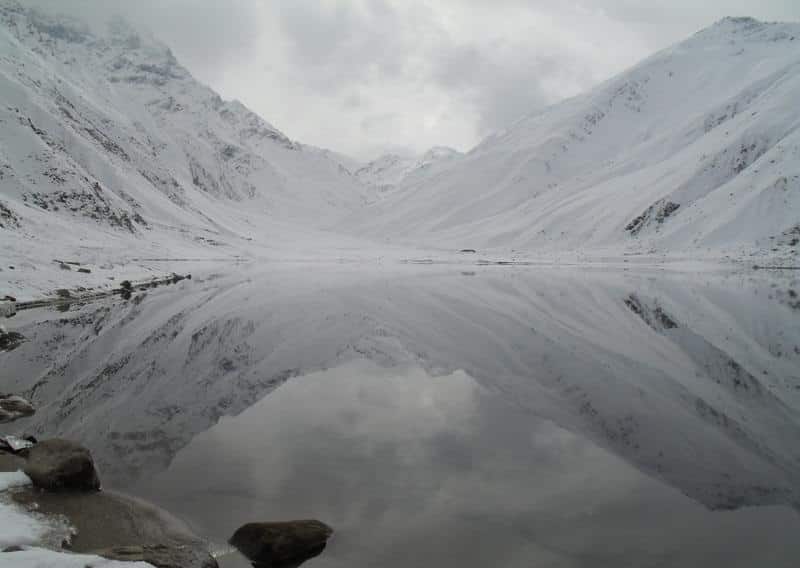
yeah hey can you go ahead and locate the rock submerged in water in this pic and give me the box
[93,544,218,568]
[229,520,333,568]
[0,394,35,423]
[23,438,101,492]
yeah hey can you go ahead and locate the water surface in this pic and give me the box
[2,265,799,567]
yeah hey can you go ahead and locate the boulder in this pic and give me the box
[93,544,218,568]
[0,394,35,422]
[229,520,333,568]
[24,439,101,492]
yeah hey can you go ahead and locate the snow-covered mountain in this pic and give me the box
[2,6,800,302]
[0,1,370,289]
[355,146,463,195]
[345,17,800,261]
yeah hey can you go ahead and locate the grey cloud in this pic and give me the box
[276,0,420,91]
[26,0,262,85]
[20,0,800,160]
[431,43,556,136]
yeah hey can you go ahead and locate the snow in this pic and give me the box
[0,0,383,299]
[354,146,463,195]
[0,470,30,491]
[0,502,51,550]
[0,471,154,566]
[2,549,153,567]
[0,3,798,300]
[343,18,800,263]
[0,471,65,551]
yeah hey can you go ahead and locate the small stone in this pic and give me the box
[229,520,333,568]
[0,434,35,453]
[24,439,101,492]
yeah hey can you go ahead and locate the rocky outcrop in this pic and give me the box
[23,439,101,492]
[229,520,333,568]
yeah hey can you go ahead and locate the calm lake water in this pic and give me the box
[2,264,799,567]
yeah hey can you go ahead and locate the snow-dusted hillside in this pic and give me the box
[345,18,800,261]
[355,146,462,195]
[2,6,799,302]
[0,1,374,296]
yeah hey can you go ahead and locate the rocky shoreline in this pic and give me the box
[0,272,193,319]
[0,396,333,568]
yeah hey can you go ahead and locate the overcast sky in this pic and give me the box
[28,0,800,161]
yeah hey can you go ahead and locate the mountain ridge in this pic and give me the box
[1,6,800,302]
[0,4,367,226]
[0,0,384,297]
[354,146,463,195]
[342,16,800,261]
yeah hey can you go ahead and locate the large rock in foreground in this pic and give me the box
[229,520,333,568]
[23,439,101,492]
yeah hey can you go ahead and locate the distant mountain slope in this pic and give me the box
[0,1,368,275]
[355,146,462,196]
[344,18,800,260]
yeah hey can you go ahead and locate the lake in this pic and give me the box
[1,264,799,567]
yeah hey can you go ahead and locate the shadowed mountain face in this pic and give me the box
[1,266,798,515]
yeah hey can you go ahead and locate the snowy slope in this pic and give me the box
[0,1,371,293]
[344,18,800,261]
[355,146,463,196]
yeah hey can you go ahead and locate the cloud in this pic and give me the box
[22,0,800,160]
[25,0,264,83]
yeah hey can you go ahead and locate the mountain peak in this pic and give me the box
[714,16,763,27]
[1,0,92,44]
[692,15,799,44]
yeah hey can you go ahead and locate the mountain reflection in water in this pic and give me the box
[2,265,799,567]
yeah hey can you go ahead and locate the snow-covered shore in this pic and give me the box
[0,471,155,566]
